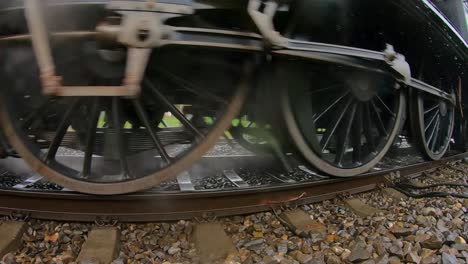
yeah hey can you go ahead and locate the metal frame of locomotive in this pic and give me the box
[0,0,466,194]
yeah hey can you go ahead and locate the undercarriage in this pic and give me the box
[0,0,466,194]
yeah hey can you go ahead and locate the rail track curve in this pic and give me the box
[0,151,466,222]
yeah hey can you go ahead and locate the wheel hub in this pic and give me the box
[439,101,448,117]
[349,79,376,102]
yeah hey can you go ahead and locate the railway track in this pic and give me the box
[0,140,466,222]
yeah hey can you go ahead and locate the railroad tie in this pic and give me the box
[76,227,120,264]
[0,221,27,258]
[223,169,249,188]
[176,171,195,191]
[408,179,426,188]
[344,198,385,218]
[279,209,326,236]
[192,223,237,263]
[382,188,408,200]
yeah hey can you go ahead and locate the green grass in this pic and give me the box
[92,111,282,135]
[159,115,182,128]
[158,115,214,128]
[231,118,257,127]
[97,111,106,128]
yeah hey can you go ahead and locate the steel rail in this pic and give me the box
[0,152,465,222]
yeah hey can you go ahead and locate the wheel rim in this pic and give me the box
[281,63,405,176]
[412,91,455,160]
[0,41,252,194]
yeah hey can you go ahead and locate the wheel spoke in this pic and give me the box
[44,99,80,162]
[424,104,439,115]
[424,110,439,132]
[375,95,395,117]
[156,68,227,105]
[320,97,353,152]
[363,103,376,150]
[112,97,130,178]
[335,102,357,165]
[82,98,100,178]
[352,103,363,163]
[313,92,349,123]
[370,100,388,137]
[309,83,341,95]
[45,99,80,162]
[132,99,171,164]
[144,79,204,139]
[426,115,440,147]
[429,116,441,151]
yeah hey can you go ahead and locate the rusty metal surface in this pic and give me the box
[0,152,465,222]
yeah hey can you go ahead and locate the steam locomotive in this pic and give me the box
[0,0,466,194]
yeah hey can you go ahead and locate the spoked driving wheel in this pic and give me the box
[0,40,253,194]
[410,90,455,160]
[281,62,406,176]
